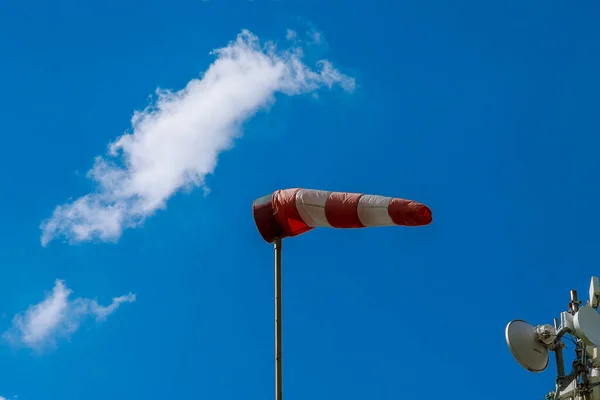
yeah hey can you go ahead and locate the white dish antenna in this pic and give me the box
[505,319,549,373]
[574,304,600,346]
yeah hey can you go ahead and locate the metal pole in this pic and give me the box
[275,237,283,400]
[555,345,566,379]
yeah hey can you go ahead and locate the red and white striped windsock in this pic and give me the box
[252,188,432,243]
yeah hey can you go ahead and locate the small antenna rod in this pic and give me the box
[570,290,581,315]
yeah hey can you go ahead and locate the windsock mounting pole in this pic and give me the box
[274,237,283,400]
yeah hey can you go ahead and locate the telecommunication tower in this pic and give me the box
[506,277,600,400]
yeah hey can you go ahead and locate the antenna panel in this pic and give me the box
[574,304,600,346]
[590,277,600,308]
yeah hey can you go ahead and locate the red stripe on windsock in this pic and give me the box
[388,198,432,226]
[325,192,365,228]
[273,189,312,237]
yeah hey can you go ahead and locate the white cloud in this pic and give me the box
[40,29,355,246]
[3,280,136,351]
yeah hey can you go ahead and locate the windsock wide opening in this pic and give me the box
[252,194,284,243]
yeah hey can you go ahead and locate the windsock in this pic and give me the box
[252,188,432,243]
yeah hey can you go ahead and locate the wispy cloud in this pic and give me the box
[3,280,135,351]
[307,29,323,44]
[40,29,355,246]
[286,29,297,40]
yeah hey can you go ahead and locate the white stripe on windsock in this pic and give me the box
[295,189,332,228]
[357,195,395,226]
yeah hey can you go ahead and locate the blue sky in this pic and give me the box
[0,0,599,399]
